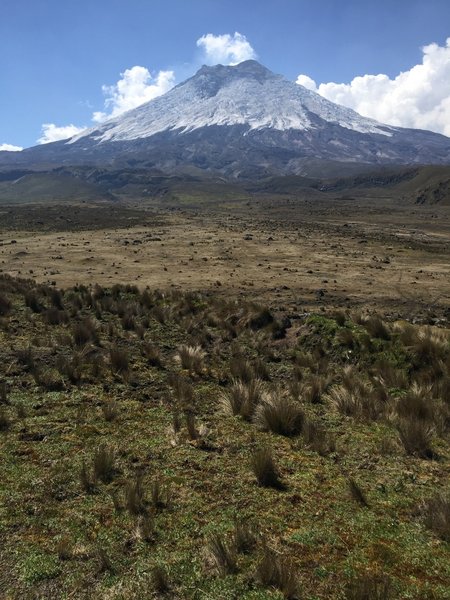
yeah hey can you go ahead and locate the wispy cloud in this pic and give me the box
[297,38,450,137]
[196,32,257,66]
[92,66,175,123]
[38,123,86,144]
[0,143,23,151]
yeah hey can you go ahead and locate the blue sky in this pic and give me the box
[1,0,450,149]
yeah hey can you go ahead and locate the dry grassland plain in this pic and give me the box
[0,195,449,320]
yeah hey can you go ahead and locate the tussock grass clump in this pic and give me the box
[16,402,26,419]
[175,344,206,374]
[253,356,271,381]
[125,475,146,515]
[143,342,162,367]
[348,478,369,507]
[102,399,119,422]
[184,409,199,440]
[152,564,170,594]
[248,307,274,331]
[109,345,130,374]
[362,315,391,340]
[327,385,364,417]
[333,310,347,326]
[251,447,284,490]
[56,537,72,561]
[372,360,408,391]
[15,346,35,371]
[73,318,98,347]
[293,351,316,372]
[423,491,450,541]
[302,374,331,404]
[207,533,238,576]
[230,356,255,383]
[44,307,68,326]
[0,407,11,431]
[394,383,435,422]
[169,373,193,406]
[97,547,115,574]
[93,445,115,483]
[121,312,136,331]
[0,293,12,316]
[396,418,434,459]
[234,519,258,554]
[253,393,304,436]
[327,369,383,421]
[256,546,300,599]
[152,305,171,324]
[138,513,156,544]
[150,479,171,509]
[302,418,335,456]
[220,378,265,420]
[33,367,64,391]
[24,289,43,313]
[56,354,83,385]
[414,327,449,364]
[50,288,64,309]
[336,327,356,348]
[0,381,8,405]
[80,460,95,494]
[397,323,449,365]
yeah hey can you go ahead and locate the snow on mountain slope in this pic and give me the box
[2,60,449,178]
[69,61,395,145]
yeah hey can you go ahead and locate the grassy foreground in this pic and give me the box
[0,274,449,599]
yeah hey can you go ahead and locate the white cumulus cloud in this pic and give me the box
[0,143,23,151]
[296,38,450,137]
[92,66,175,123]
[295,74,317,91]
[196,32,257,66]
[38,123,86,144]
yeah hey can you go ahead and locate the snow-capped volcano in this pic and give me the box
[69,60,393,144]
[2,60,450,177]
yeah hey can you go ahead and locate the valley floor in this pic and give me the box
[0,194,449,323]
